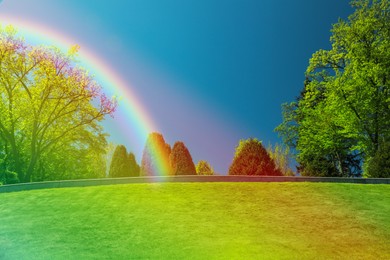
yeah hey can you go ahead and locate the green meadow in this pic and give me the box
[0,182,389,259]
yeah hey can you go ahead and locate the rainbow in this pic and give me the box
[0,15,169,175]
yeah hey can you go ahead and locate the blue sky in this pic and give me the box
[0,0,353,174]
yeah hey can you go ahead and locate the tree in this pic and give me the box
[128,152,140,177]
[277,0,390,176]
[104,142,117,177]
[196,160,214,175]
[108,145,139,177]
[0,25,116,182]
[169,141,196,175]
[109,145,131,178]
[140,132,171,176]
[34,127,108,181]
[228,138,282,176]
[267,143,295,176]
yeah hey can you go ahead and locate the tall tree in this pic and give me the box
[109,145,131,178]
[277,0,390,176]
[128,152,140,177]
[170,141,196,175]
[0,25,116,182]
[140,132,171,176]
[228,138,281,176]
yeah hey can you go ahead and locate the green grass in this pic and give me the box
[0,182,389,259]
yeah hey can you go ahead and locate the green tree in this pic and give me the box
[170,141,196,175]
[0,25,115,182]
[33,128,108,181]
[228,138,281,176]
[267,143,295,176]
[196,160,214,175]
[109,145,132,178]
[128,152,140,177]
[0,170,19,185]
[277,0,390,176]
[140,132,171,176]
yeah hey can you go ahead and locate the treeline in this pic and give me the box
[0,24,289,185]
[108,132,293,178]
[108,132,214,177]
[276,0,390,178]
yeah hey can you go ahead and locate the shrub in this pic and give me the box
[297,156,339,177]
[0,170,20,184]
[365,142,390,178]
[196,160,214,175]
[229,138,282,176]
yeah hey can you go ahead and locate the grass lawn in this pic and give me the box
[0,182,389,259]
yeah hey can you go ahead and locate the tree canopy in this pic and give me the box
[276,0,390,177]
[0,25,116,182]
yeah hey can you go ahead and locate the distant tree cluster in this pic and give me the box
[276,0,390,177]
[109,132,201,177]
[109,145,139,177]
[109,134,289,178]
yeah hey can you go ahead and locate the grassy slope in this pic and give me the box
[0,182,389,259]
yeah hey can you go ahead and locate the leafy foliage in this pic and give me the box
[0,25,116,182]
[196,160,214,175]
[365,141,390,178]
[140,132,171,176]
[277,0,390,177]
[169,141,196,175]
[228,138,281,176]
[0,170,19,185]
[267,143,295,176]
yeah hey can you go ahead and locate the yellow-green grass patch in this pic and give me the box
[0,182,389,259]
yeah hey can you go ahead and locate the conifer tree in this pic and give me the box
[128,152,140,177]
[170,141,196,175]
[229,138,281,176]
[196,160,214,175]
[140,133,171,176]
[109,145,131,177]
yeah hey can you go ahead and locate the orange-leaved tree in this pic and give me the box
[170,141,196,175]
[229,138,282,176]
